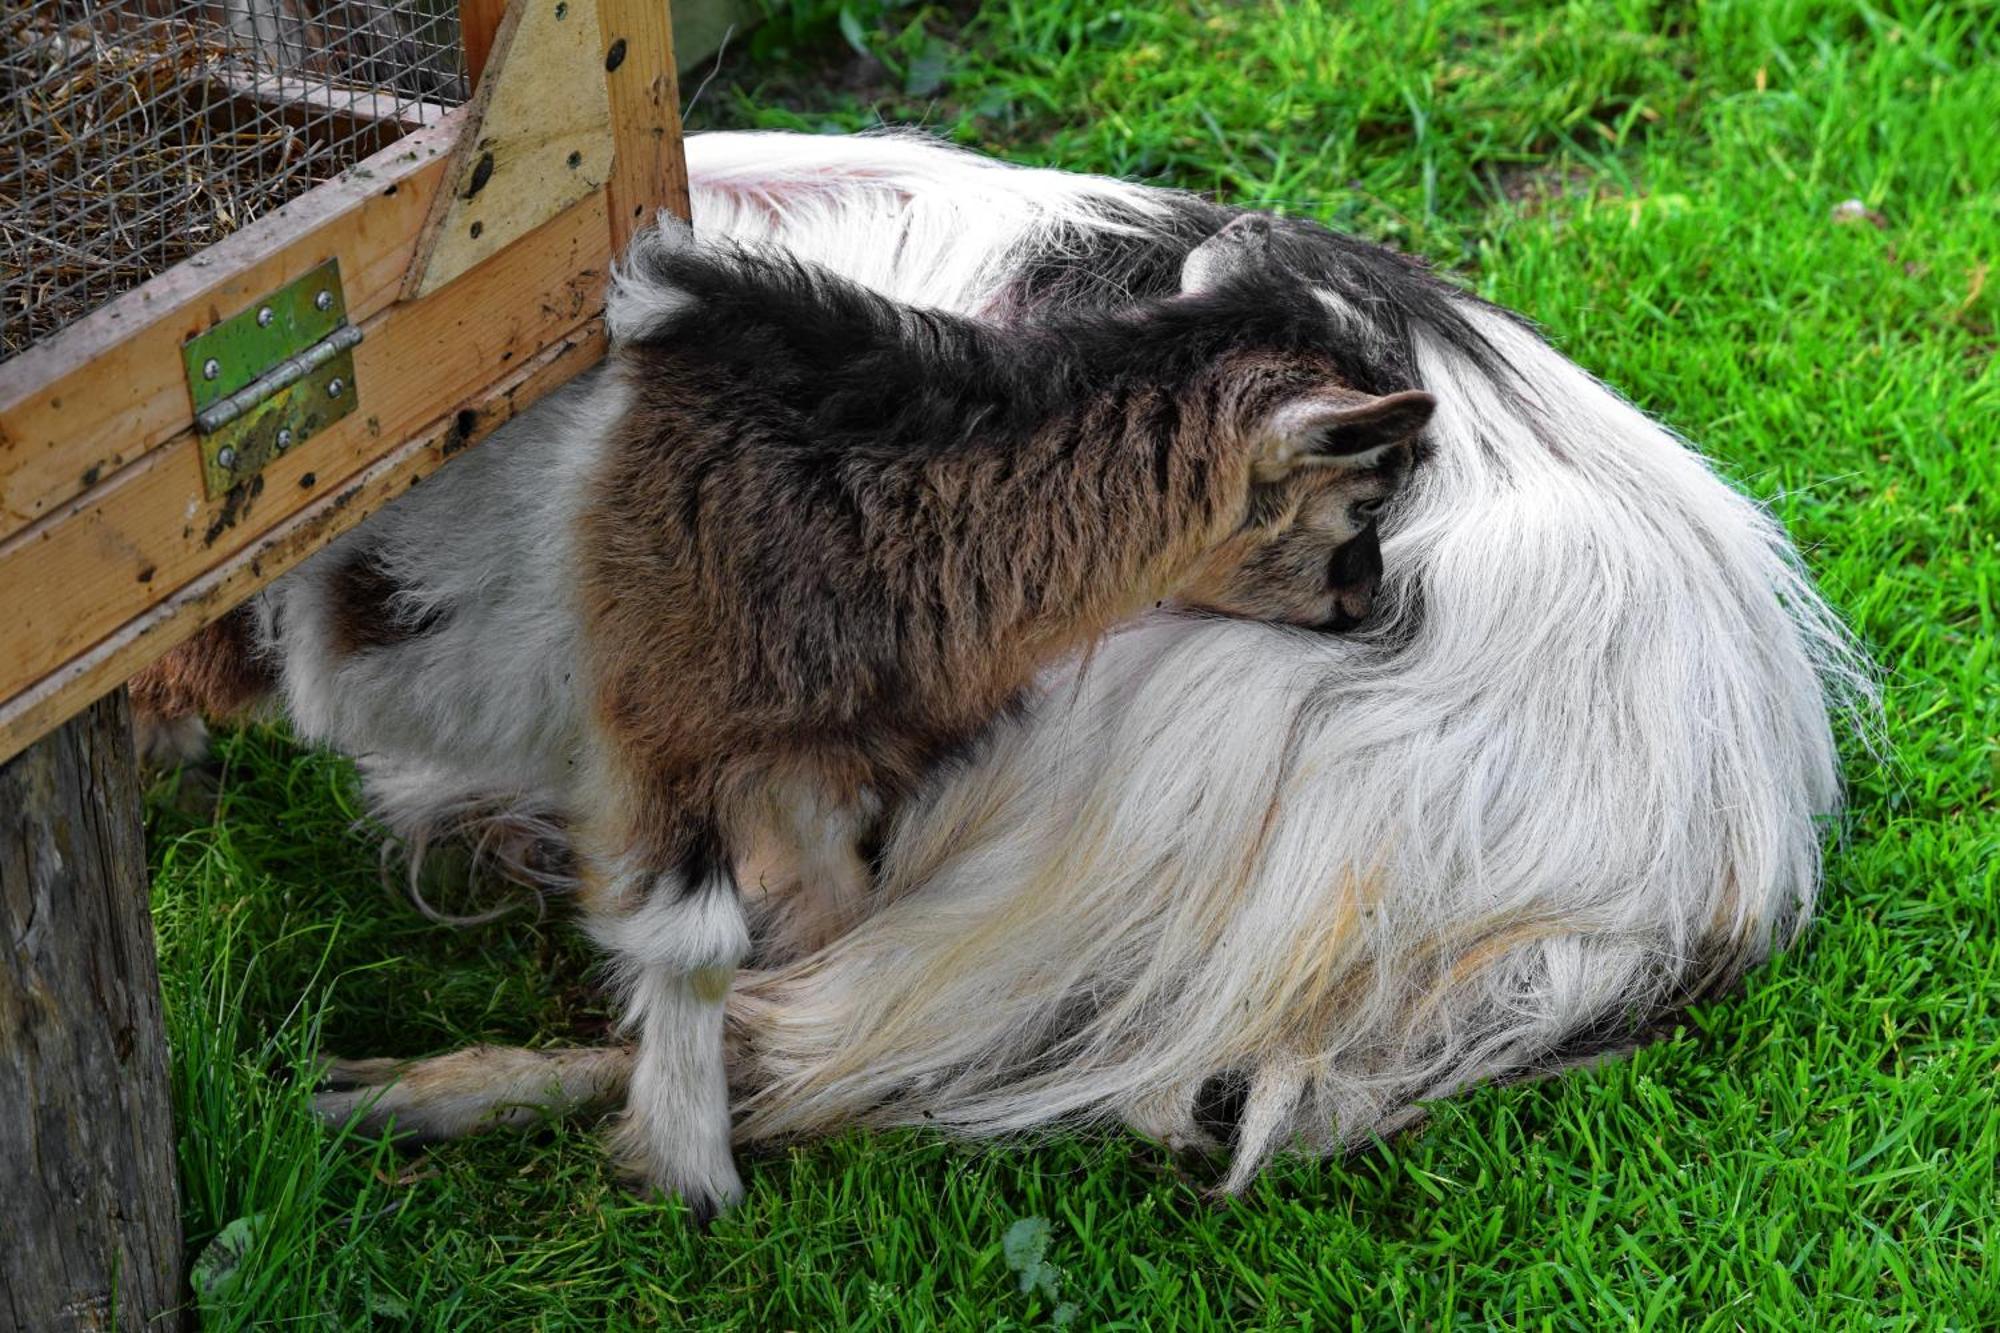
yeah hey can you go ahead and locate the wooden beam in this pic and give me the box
[0,4,694,545]
[406,0,614,298]
[0,190,610,742]
[1,689,182,1329]
[0,117,463,541]
[601,0,694,249]
[202,64,454,143]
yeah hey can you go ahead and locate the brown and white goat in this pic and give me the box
[574,216,1429,1216]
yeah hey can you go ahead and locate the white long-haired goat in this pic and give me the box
[164,131,1868,1196]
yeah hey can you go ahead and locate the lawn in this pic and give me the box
[155,1,1999,1327]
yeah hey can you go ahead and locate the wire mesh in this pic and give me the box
[1,0,469,360]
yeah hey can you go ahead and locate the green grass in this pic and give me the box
[156,1,1999,1326]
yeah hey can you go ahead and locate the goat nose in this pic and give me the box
[1320,583,1378,633]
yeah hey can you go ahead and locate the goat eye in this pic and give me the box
[1353,497,1387,520]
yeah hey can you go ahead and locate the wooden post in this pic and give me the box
[1,689,183,1330]
[600,0,693,250]
[460,0,509,89]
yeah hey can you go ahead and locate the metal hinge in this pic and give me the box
[182,258,362,498]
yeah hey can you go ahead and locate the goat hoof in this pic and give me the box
[623,1163,744,1230]
[684,1192,723,1231]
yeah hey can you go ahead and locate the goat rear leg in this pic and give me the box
[584,835,750,1224]
[314,1044,633,1141]
[749,776,881,961]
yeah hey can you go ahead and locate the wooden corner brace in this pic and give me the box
[408,0,689,299]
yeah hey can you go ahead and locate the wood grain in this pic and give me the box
[0,0,700,761]
[203,65,453,144]
[602,0,693,246]
[0,191,611,728]
[460,0,511,88]
[0,117,462,540]
[1,689,182,1329]
[0,321,606,763]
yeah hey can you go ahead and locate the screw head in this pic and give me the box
[202,357,220,380]
[275,428,294,451]
[216,446,238,469]
[256,306,274,326]
[314,290,333,311]
[327,378,344,397]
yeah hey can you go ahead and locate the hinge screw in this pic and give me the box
[202,358,220,380]
[256,306,274,326]
[276,428,294,451]
[314,291,333,311]
[327,378,345,397]
[216,446,238,470]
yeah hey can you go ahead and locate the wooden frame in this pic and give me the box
[0,0,689,764]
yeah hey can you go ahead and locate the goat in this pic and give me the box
[143,129,1870,1206]
[591,220,1443,1215]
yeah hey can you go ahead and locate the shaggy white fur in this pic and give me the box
[695,132,1871,1178]
[289,130,1868,1189]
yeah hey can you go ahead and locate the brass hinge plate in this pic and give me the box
[182,258,362,498]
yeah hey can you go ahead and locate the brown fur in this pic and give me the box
[579,228,1431,897]
[581,353,1419,886]
[316,1045,635,1142]
[128,605,275,727]
[326,547,448,657]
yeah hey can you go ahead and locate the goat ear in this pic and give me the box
[1257,389,1435,479]
[1180,214,1275,294]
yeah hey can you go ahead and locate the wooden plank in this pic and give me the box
[0,321,606,764]
[602,0,694,248]
[1,688,182,1329]
[0,191,611,728]
[407,0,614,298]
[461,0,511,89]
[0,117,463,541]
[202,64,454,140]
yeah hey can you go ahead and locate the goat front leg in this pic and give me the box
[582,810,750,1224]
